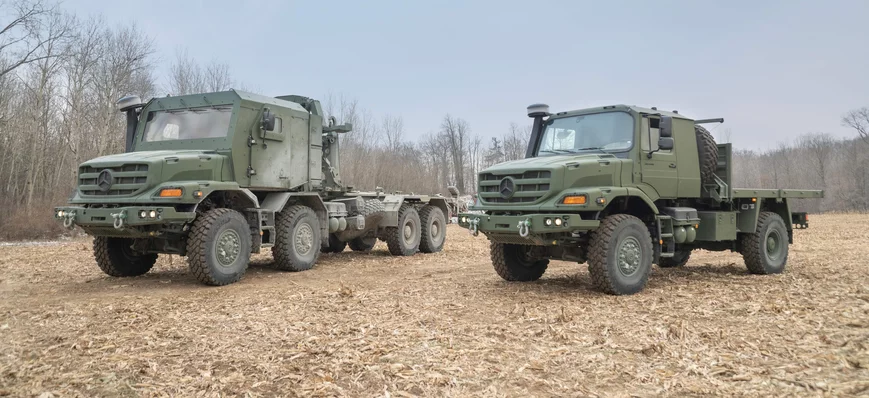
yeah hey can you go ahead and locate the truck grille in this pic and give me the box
[78,164,149,196]
[478,170,551,204]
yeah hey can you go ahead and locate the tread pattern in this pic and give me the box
[741,211,788,274]
[659,250,691,268]
[418,205,446,253]
[321,234,347,253]
[385,204,419,256]
[360,199,385,217]
[587,214,652,295]
[695,125,720,184]
[490,242,548,282]
[273,205,321,271]
[186,208,250,286]
[93,237,157,277]
[348,236,376,252]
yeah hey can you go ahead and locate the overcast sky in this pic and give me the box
[66,0,868,150]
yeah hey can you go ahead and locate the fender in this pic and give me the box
[426,197,450,221]
[261,192,329,237]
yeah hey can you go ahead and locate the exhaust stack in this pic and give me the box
[116,96,145,152]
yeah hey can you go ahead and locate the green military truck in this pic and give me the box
[458,103,822,295]
[55,90,451,286]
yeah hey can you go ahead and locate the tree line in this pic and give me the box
[0,0,866,240]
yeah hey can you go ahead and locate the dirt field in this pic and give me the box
[1,214,868,397]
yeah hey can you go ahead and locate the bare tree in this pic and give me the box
[842,107,869,143]
[798,133,835,188]
[204,62,232,92]
[440,114,469,193]
[503,122,530,161]
[381,114,404,152]
[168,49,204,95]
[0,0,69,78]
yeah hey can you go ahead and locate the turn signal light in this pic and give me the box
[562,195,587,205]
[159,188,183,197]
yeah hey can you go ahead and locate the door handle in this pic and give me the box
[669,163,676,168]
[597,159,610,165]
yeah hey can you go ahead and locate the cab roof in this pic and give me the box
[551,104,693,120]
[145,89,308,114]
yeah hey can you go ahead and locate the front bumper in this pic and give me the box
[55,205,195,229]
[457,213,600,235]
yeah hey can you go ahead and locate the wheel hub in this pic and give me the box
[617,237,642,276]
[403,219,417,243]
[431,223,439,238]
[295,223,314,255]
[216,229,241,267]
[766,230,782,261]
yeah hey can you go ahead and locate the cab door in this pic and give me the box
[640,115,678,198]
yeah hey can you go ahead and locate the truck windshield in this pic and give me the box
[538,112,634,155]
[142,107,233,142]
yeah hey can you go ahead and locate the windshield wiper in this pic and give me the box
[539,149,575,154]
[575,147,608,154]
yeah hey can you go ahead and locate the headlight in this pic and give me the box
[554,218,563,226]
[57,210,64,217]
[461,216,467,223]
[545,218,552,226]
[149,210,157,218]
[140,210,147,218]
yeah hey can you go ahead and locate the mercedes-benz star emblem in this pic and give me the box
[498,177,515,199]
[97,169,114,192]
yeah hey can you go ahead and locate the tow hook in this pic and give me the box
[111,210,127,230]
[518,218,531,237]
[468,217,480,236]
[63,211,77,228]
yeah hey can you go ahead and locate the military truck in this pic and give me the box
[54,90,451,286]
[458,104,822,295]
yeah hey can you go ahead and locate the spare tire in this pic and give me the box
[695,125,719,184]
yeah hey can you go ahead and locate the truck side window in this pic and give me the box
[641,117,671,153]
[273,117,283,134]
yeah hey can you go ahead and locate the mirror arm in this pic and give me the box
[646,117,659,159]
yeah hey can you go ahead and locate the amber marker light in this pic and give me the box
[159,188,183,197]
[562,195,587,205]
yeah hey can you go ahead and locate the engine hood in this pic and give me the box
[482,153,615,173]
[82,150,212,166]
[477,153,626,207]
[76,150,229,200]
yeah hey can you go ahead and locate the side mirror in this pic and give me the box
[659,116,673,138]
[262,108,276,131]
[658,137,674,150]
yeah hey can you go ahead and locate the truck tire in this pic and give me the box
[741,211,789,274]
[385,204,421,256]
[186,208,252,286]
[348,235,377,252]
[658,250,691,268]
[359,198,385,217]
[93,237,157,277]
[490,242,549,281]
[587,214,654,295]
[273,205,322,271]
[321,234,346,253]
[419,205,446,253]
[695,125,719,184]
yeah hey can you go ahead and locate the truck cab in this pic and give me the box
[55,90,451,286]
[460,103,822,295]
